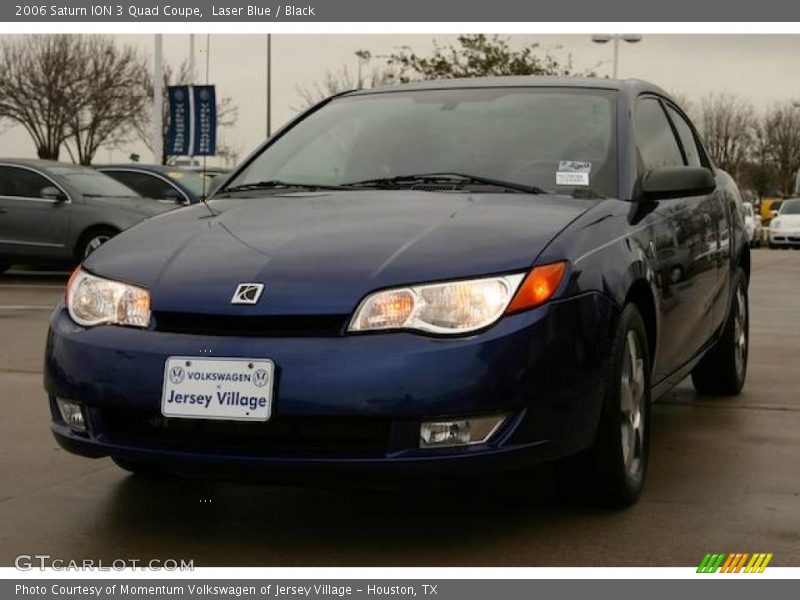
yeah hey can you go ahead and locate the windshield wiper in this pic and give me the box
[343,172,545,195]
[220,180,355,194]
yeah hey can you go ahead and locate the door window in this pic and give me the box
[634,98,684,172]
[666,106,703,167]
[105,170,179,200]
[0,166,55,198]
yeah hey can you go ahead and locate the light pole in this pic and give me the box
[152,34,163,165]
[591,34,642,79]
[266,34,272,138]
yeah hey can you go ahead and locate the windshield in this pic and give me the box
[50,166,139,197]
[779,200,800,215]
[228,87,618,198]
[165,170,210,197]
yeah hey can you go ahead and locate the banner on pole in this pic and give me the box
[166,85,190,156]
[192,85,217,156]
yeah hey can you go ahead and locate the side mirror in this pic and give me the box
[161,188,184,203]
[40,186,66,202]
[770,209,779,218]
[639,167,716,201]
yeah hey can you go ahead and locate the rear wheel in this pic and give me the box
[558,304,651,508]
[112,456,168,477]
[691,268,748,395]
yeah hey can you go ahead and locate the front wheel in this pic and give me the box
[691,268,748,395]
[558,304,651,508]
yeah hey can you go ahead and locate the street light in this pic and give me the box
[591,34,642,79]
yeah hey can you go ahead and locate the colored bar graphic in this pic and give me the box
[698,552,773,573]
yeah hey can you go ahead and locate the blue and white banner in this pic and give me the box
[166,85,191,156]
[192,85,217,156]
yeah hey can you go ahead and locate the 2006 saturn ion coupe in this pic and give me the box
[45,78,749,507]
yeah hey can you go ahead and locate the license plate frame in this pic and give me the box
[161,356,274,422]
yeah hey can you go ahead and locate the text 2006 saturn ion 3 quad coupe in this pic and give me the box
[45,78,749,507]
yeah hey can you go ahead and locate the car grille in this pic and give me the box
[100,408,390,455]
[153,312,348,337]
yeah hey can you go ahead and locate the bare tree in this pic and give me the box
[0,35,84,160]
[697,93,755,178]
[135,60,239,165]
[64,36,150,165]
[761,102,800,195]
[294,62,397,110]
[384,35,590,82]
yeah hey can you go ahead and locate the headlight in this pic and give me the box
[349,262,567,335]
[66,269,151,328]
[771,219,782,229]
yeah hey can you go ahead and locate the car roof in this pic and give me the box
[95,163,174,173]
[0,158,89,171]
[346,76,673,101]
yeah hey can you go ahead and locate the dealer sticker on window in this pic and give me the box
[556,160,591,186]
[161,357,274,422]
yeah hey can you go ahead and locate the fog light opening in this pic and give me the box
[420,414,507,449]
[56,398,87,432]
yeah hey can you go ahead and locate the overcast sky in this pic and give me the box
[3,34,800,165]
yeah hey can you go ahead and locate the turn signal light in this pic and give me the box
[506,262,567,314]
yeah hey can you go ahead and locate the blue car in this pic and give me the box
[45,78,749,507]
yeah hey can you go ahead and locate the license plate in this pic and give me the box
[161,357,274,422]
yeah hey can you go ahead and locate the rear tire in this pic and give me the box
[691,268,748,396]
[557,304,651,508]
[112,456,168,477]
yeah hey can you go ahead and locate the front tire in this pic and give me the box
[558,304,651,508]
[691,268,748,396]
[76,227,118,260]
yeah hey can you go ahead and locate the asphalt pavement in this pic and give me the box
[0,251,798,567]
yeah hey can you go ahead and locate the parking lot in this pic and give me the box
[0,249,798,567]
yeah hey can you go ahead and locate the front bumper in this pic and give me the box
[45,293,617,476]
[769,228,800,246]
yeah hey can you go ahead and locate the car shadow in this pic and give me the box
[100,463,615,566]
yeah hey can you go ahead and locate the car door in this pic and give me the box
[664,103,731,339]
[102,169,188,203]
[0,165,72,262]
[633,97,719,382]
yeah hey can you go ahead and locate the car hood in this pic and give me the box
[84,195,176,217]
[774,214,800,227]
[85,191,596,315]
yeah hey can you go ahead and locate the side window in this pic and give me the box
[634,98,684,172]
[0,166,53,198]
[107,171,176,200]
[666,106,702,167]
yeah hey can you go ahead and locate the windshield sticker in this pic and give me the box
[557,161,591,186]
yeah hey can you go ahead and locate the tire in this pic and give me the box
[76,227,118,260]
[112,456,168,477]
[691,268,748,396]
[0,264,10,274]
[557,304,651,508]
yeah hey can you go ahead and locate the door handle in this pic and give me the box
[0,208,8,214]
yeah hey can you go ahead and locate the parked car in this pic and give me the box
[742,202,762,247]
[95,164,212,204]
[0,159,173,271]
[768,198,800,248]
[45,78,749,507]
